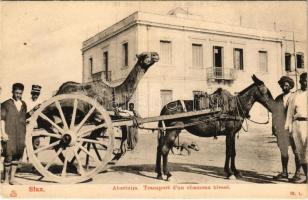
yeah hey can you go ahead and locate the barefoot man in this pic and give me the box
[1,83,27,185]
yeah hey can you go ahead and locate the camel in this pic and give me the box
[55,52,159,110]
[34,52,159,164]
[155,75,274,180]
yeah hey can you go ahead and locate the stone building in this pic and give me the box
[81,8,307,119]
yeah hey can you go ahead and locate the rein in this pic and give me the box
[235,95,270,132]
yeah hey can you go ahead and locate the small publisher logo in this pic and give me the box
[9,190,17,198]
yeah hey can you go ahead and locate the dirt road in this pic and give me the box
[14,123,302,184]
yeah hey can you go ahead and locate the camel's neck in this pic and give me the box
[113,61,145,106]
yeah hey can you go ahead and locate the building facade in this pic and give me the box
[81,9,307,121]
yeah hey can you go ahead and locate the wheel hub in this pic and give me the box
[62,131,77,147]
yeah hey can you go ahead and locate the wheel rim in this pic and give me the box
[26,94,114,183]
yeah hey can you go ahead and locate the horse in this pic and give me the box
[155,75,274,180]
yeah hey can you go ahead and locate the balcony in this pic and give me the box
[206,67,236,81]
[102,71,112,82]
[91,71,111,82]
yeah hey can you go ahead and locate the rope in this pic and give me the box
[246,111,270,124]
[235,96,248,132]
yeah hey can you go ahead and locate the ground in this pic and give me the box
[11,123,304,184]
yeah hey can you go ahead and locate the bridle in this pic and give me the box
[235,84,270,132]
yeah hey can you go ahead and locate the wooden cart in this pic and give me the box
[26,94,220,183]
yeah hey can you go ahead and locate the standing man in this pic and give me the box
[127,103,140,150]
[23,84,42,163]
[1,83,27,185]
[285,72,307,183]
[27,84,42,117]
[272,76,301,181]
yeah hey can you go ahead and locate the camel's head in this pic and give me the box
[136,52,159,71]
[251,74,273,112]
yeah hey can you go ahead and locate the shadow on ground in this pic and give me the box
[109,162,277,184]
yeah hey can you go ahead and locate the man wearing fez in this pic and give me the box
[285,72,307,183]
[272,76,301,181]
[22,85,42,163]
[1,83,27,184]
[27,84,42,117]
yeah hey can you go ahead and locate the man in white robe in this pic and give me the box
[285,72,307,183]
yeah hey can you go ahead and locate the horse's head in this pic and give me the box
[136,52,159,71]
[251,74,273,112]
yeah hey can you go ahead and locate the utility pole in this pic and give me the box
[292,31,298,90]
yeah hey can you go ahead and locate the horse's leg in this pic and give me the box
[162,151,172,180]
[162,129,179,180]
[224,134,232,178]
[155,130,163,180]
[231,132,242,178]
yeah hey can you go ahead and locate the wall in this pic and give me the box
[82,25,138,84]
[135,24,287,122]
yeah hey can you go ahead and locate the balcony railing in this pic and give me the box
[91,71,111,82]
[206,67,236,80]
[102,71,111,81]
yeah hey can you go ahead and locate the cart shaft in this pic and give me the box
[111,108,221,127]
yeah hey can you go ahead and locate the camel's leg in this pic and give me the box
[120,126,128,154]
[224,134,232,178]
[230,133,242,178]
[155,130,163,180]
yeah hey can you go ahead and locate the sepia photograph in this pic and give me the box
[0,1,307,198]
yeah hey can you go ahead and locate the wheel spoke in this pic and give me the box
[70,99,78,129]
[92,143,102,161]
[85,143,91,169]
[61,150,68,177]
[39,113,65,135]
[44,147,63,170]
[77,138,108,146]
[34,140,60,154]
[75,106,96,133]
[77,143,100,165]
[32,132,61,139]
[73,148,85,175]
[55,100,69,131]
[78,123,107,138]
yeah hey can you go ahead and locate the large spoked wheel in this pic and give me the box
[26,94,115,183]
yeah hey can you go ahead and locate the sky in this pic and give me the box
[0,1,306,102]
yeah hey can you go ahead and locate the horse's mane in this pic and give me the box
[238,83,255,96]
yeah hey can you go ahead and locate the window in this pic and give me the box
[103,51,109,81]
[285,53,291,71]
[160,90,173,108]
[192,44,203,68]
[213,46,223,68]
[259,51,268,72]
[234,48,244,70]
[160,40,172,64]
[296,52,304,69]
[122,42,128,67]
[89,58,93,74]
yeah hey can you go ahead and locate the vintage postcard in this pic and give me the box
[0,1,307,198]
